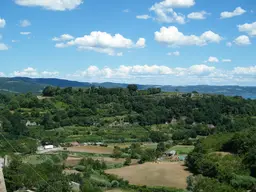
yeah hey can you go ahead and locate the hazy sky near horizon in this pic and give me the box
[0,0,255,85]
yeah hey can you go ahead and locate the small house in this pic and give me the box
[26,121,37,127]
[207,124,216,129]
[44,145,54,150]
[165,150,176,157]
[96,142,104,146]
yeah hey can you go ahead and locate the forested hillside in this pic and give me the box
[0,85,255,192]
[1,77,255,98]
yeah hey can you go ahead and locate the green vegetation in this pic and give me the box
[0,85,255,191]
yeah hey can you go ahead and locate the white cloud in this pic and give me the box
[136,38,146,48]
[0,43,8,51]
[20,32,31,35]
[187,11,208,20]
[0,18,6,28]
[136,15,151,20]
[232,66,256,75]
[20,19,31,27]
[233,35,251,45]
[52,34,74,41]
[54,31,146,56]
[0,72,5,77]
[13,67,38,77]
[15,0,83,11]
[155,26,222,47]
[226,42,232,47]
[207,56,219,63]
[152,0,195,8]
[12,40,20,43]
[150,7,186,24]
[189,64,215,75]
[167,51,180,56]
[123,9,130,13]
[150,0,195,24]
[220,7,246,19]
[238,22,256,36]
[67,64,255,86]
[12,67,59,77]
[41,71,59,77]
[222,59,232,63]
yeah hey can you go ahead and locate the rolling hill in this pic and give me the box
[0,77,255,98]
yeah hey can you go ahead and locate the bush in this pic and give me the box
[111,180,120,188]
[74,165,85,172]
[231,175,256,189]
[124,157,132,166]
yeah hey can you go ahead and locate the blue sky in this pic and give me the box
[0,0,255,85]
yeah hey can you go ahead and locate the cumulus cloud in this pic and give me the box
[0,43,8,51]
[150,0,195,24]
[136,38,146,48]
[52,34,74,41]
[136,15,151,20]
[20,19,31,27]
[222,59,232,63]
[41,71,59,77]
[20,32,31,35]
[220,7,246,19]
[155,26,222,47]
[67,64,255,86]
[152,0,195,8]
[54,31,146,56]
[238,22,256,36]
[207,56,219,63]
[71,64,215,79]
[0,18,6,28]
[187,11,208,20]
[167,51,180,56]
[13,67,38,77]
[233,35,251,45]
[0,72,5,77]
[15,0,83,11]
[232,66,256,75]
[12,67,59,77]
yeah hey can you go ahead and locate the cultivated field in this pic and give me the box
[67,146,113,154]
[105,162,190,189]
[65,156,138,166]
[169,145,194,154]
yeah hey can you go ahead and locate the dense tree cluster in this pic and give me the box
[186,127,256,192]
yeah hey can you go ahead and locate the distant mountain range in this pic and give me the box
[0,77,255,99]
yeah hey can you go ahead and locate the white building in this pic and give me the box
[44,145,54,150]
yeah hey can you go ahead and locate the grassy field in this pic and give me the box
[23,153,65,165]
[169,145,194,154]
[105,162,191,189]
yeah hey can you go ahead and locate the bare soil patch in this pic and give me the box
[67,146,113,154]
[105,162,190,189]
[65,157,82,166]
